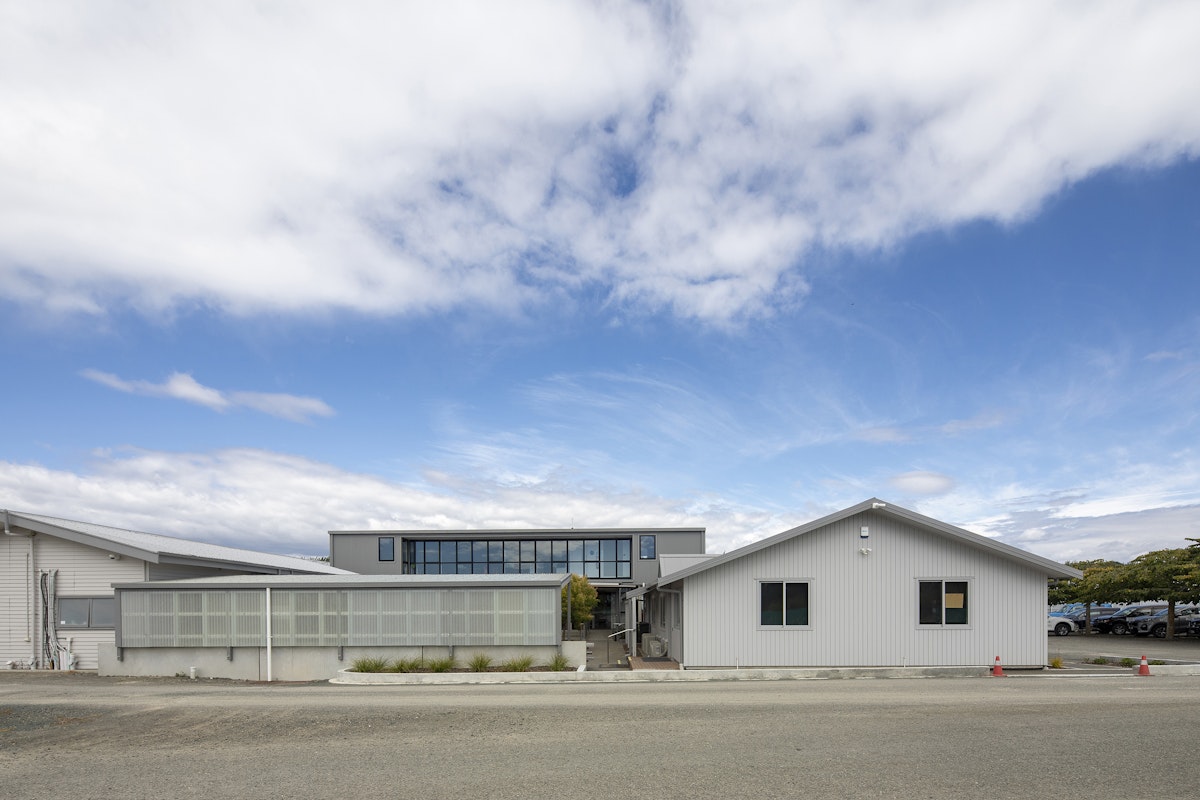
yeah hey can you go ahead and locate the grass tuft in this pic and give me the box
[1119,657,1137,668]
[1087,656,1110,665]
[392,657,427,673]
[545,653,572,672]
[1048,656,1064,669]
[468,653,493,672]
[350,656,391,673]
[426,656,457,673]
[502,655,535,672]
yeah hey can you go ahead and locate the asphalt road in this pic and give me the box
[3,670,1199,799]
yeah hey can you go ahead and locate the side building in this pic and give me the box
[329,527,706,630]
[629,499,1082,669]
[1,509,348,670]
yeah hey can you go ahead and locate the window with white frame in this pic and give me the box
[759,581,809,627]
[918,580,969,626]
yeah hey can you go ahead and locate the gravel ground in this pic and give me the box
[3,668,1200,800]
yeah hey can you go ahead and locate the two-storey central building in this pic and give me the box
[328,527,706,629]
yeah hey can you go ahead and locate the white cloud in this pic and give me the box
[888,470,956,496]
[2,3,1198,325]
[81,369,334,422]
[0,447,785,557]
[0,445,1196,564]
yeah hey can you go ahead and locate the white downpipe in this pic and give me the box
[29,535,37,667]
[265,587,273,683]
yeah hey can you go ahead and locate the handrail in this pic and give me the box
[608,627,636,639]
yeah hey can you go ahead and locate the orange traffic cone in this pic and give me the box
[992,655,1006,677]
[1137,655,1152,676]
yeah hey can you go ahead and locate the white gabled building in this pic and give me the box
[1,509,348,670]
[629,499,1082,669]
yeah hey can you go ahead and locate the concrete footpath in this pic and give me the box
[332,632,1200,684]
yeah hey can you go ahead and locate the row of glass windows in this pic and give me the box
[376,536,656,580]
[407,561,632,578]
[758,579,969,628]
[379,536,656,563]
[405,538,633,564]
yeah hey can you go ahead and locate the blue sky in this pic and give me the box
[2,2,1198,562]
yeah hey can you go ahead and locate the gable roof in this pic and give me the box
[629,498,1082,597]
[3,509,349,575]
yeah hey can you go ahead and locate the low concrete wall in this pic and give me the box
[99,643,580,681]
[333,665,991,684]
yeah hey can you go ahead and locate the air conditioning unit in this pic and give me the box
[643,635,668,658]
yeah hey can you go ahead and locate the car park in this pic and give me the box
[1132,606,1200,638]
[1047,615,1076,636]
[1090,604,1168,635]
[1063,606,1117,630]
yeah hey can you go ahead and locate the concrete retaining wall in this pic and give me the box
[100,641,586,681]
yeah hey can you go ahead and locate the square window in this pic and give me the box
[58,598,92,627]
[918,580,969,626]
[759,581,809,627]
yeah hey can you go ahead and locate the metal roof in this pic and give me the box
[329,527,704,537]
[628,498,1082,598]
[5,510,349,575]
[113,573,571,591]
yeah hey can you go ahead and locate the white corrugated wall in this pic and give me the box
[681,511,1048,668]
[1,534,146,670]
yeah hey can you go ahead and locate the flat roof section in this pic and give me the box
[113,573,572,591]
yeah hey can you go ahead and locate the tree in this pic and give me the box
[1050,560,1124,633]
[1119,548,1200,639]
[562,573,598,630]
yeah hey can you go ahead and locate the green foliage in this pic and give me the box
[1149,659,1166,666]
[1086,657,1110,665]
[562,573,599,629]
[545,653,572,671]
[426,656,457,673]
[392,656,426,673]
[502,655,535,672]
[1049,560,1124,606]
[468,653,493,672]
[351,656,391,673]
[1119,657,1138,668]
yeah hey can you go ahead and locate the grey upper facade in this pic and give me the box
[329,526,706,589]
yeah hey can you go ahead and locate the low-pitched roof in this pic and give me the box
[113,573,570,591]
[629,498,1082,597]
[4,510,349,575]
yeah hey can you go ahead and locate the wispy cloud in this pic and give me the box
[0,446,1194,563]
[81,369,334,423]
[3,3,1198,324]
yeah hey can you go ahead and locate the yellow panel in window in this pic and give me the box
[946,593,965,609]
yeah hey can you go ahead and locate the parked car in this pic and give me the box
[1132,606,1200,638]
[1091,604,1168,635]
[1064,606,1117,629]
[1047,615,1077,636]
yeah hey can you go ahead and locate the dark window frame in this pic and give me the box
[917,579,970,627]
[639,534,657,560]
[57,596,116,629]
[758,580,810,628]
[378,537,395,562]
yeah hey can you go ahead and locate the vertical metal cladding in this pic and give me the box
[681,512,1050,668]
[118,584,561,649]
